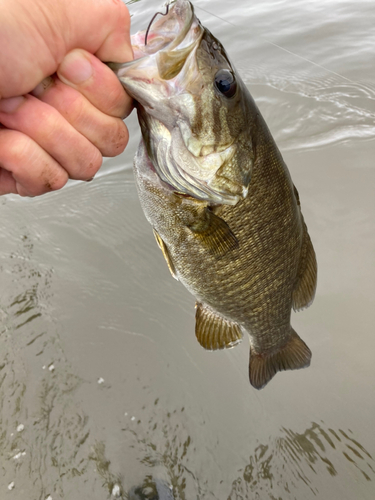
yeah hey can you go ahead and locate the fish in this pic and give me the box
[109,0,317,389]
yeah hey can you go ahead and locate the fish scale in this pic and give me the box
[110,0,317,389]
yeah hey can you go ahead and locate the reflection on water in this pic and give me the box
[89,442,126,498]
[0,235,93,498]
[229,422,375,499]
[238,71,375,151]
[121,407,374,499]
[122,404,201,498]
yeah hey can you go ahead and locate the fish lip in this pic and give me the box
[109,0,196,73]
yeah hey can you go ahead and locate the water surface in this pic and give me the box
[0,0,374,498]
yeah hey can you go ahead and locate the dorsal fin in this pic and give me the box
[293,221,317,311]
[153,229,178,280]
[249,329,311,390]
[195,302,243,350]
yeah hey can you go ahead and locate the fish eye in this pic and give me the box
[214,69,237,98]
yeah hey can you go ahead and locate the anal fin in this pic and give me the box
[195,302,243,350]
[249,329,311,390]
[153,229,178,280]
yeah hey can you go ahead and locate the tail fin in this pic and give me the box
[249,330,311,390]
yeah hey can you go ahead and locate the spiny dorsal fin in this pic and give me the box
[188,210,238,258]
[153,229,178,280]
[249,329,311,390]
[195,302,243,350]
[293,222,317,311]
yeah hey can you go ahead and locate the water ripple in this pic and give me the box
[228,421,375,499]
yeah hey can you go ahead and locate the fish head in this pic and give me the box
[110,0,254,205]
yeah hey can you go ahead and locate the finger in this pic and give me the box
[0,128,68,196]
[57,50,133,118]
[31,76,129,157]
[65,0,133,63]
[0,0,133,98]
[0,95,102,180]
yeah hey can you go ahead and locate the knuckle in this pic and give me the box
[28,160,68,196]
[75,147,102,180]
[4,131,68,194]
[102,120,129,157]
[0,129,69,196]
[61,91,86,124]
[91,118,129,157]
[5,133,35,175]
[44,110,66,141]
[88,149,103,176]
[44,167,69,192]
[105,85,128,117]
[27,168,68,196]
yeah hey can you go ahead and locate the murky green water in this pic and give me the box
[1,1,374,498]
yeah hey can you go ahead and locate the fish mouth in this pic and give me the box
[132,1,195,60]
[109,1,200,79]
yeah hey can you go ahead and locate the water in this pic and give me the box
[0,0,374,498]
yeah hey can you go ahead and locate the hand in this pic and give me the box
[0,0,133,196]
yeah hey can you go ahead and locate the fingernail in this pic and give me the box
[0,96,25,113]
[31,77,54,97]
[58,50,93,85]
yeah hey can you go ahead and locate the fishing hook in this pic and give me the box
[145,3,170,46]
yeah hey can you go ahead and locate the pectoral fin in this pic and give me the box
[153,229,178,280]
[188,210,239,258]
[249,329,311,390]
[195,302,243,350]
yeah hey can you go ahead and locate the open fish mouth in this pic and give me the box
[131,1,196,61]
[110,0,248,205]
[110,1,201,83]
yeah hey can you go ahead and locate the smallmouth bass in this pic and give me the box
[110,0,317,389]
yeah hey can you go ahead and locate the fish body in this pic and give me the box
[111,0,317,389]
